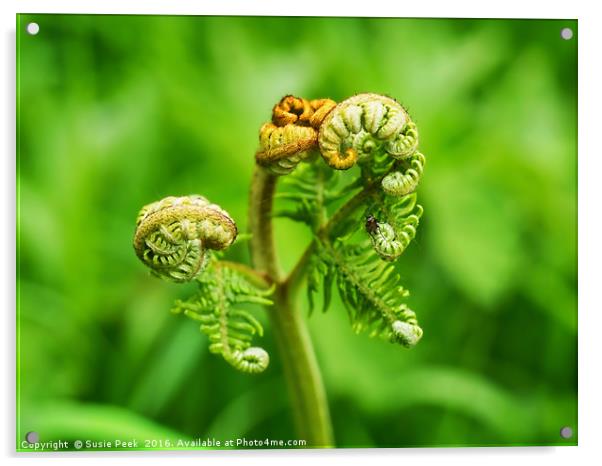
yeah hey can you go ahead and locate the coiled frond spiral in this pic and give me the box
[365,194,423,262]
[317,93,418,170]
[272,95,336,128]
[255,95,336,175]
[391,307,423,348]
[365,220,403,262]
[381,151,426,197]
[134,195,237,282]
[256,123,318,176]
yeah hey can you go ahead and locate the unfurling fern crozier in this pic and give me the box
[134,195,271,374]
[134,195,237,282]
[317,93,419,170]
[255,95,336,175]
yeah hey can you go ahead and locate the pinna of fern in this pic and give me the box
[171,258,273,374]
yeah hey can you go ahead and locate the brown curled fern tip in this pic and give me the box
[255,95,336,175]
[271,95,336,128]
[256,93,421,176]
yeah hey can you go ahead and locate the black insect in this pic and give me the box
[365,215,380,235]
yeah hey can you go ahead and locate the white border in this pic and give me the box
[3,1,600,466]
[0,0,584,18]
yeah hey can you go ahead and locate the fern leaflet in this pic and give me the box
[172,259,274,373]
[309,239,423,348]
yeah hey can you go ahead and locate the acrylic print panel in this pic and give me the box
[16,14,577,451]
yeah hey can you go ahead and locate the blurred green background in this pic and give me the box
[17,15,577,449]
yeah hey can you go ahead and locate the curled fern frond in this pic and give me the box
[272,95,314,126]
[256,93,427,349]
[133,195,237,282]
[255,95,336,175]
[364,194,423,262]
[317,93,417,170]
[311,239,423,348]
[172,260,274,374]
[308,98,339,128]
[272,95,336,128]
[255,123,318,176]
[381,151,426,197]
[391,310,423,348]
[365,219,404,262]
[385,120,419,159]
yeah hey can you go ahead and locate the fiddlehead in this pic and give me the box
[255,95,336,176]
[134,195,272,374]
[255,123,317,176]
[317,93,426,262]
[391,307,423,348]
[364,193,423,262]
[317,93,418,170]
[134,195,237,282]
[365,217,405,262]
[272,95,336,128]
[381,151,426,197]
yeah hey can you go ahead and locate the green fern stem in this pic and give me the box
[249,167,334,448]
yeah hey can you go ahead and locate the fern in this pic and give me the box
[271,93,426,347]
[171,259,273,374]
[133,92,427,445]
[364,192,424,262]
[309,238,423,348]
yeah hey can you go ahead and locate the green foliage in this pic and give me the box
[277,172,425,347]
[309,238,423,348]
[274,160,360,230]
[288,159,427,348]
[172,259,273,374]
